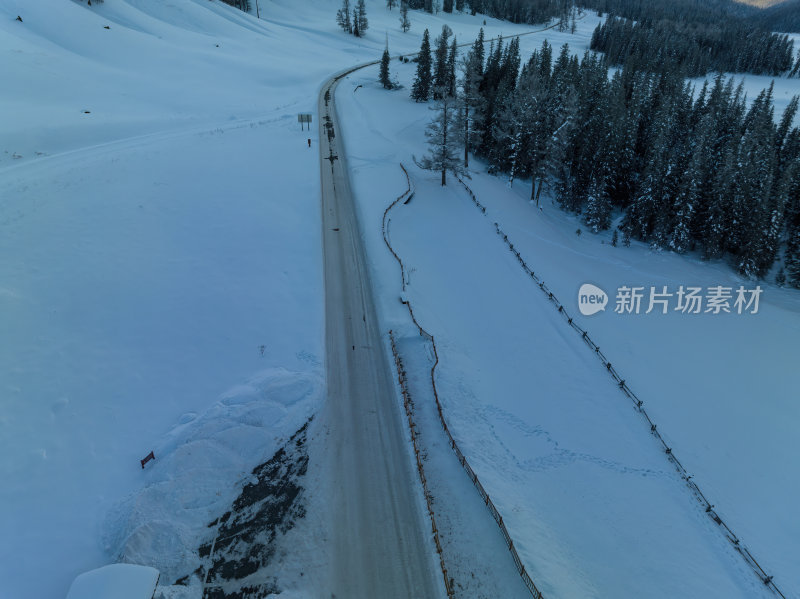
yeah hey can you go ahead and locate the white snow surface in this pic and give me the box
[6,0,797,597]
[0,1,569,598]
[335,31,800,598]
[66,564,159,599]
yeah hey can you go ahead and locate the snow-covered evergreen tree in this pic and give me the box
[380,45,392,89]
[411,29,432,101]
[432,26,452,99]
[455,30,483,169]
[668,155,700,254]
[476,38,500,155]
[528,45,577,207]
[462,33,800,281]
[446,37,457,97]
[584,183,612,233]
[787,228,800,288]
[776,267,786,286]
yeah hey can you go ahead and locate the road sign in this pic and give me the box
[298,113,313,130]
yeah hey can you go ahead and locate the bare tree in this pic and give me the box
[415,89,464,185]
[336,0,352,33]
[399,1,411,32]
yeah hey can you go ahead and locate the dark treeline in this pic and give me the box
[591,17,794,78]
[404,0,570,24]
[753,0,800,34]
[221,0,251,11]
[581,0,755,24]
[457,35,800,284]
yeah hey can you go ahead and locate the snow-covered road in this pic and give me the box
[317,70,443,599]
[313,25,579,597]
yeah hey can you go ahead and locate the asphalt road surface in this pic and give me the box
[318,68,443,599]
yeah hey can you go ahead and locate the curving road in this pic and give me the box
[318,67,443,599]
[315,23,573,596]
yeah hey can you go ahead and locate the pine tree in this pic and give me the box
[539,39,552,81]
[399,0,411,32]
[354,0,368,36]
[776,267,786,286]
[585,178,612,233]
[523,47,578,207]
[446,37,457,97]
[457,35,800,281]
[494,94,527,181]
[703,154,733,259]
[472,28,485,72]
[433,26,452,99]
[455,0,464,10]
[736,84,780,277]
[387,0,397,9]
[443,0,453,12]
[776,96,798,162]
[352,7,360,37]
[792,49,800,77]
[499,37,521,92]
[557,0,569,32]
[477,37,503,155]
[415,92,464,185]
[411,29,432,101]
[786,228,800,288]
[625,168,660,242]
[380,45,392,89]
[456,31,484,169]
[336,0,352,33]
[668,157,700,254]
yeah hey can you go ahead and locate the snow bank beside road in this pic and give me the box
[103,368,322,586]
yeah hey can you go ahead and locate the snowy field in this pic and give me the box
[335,23,800,599]
[4,0,798,597]
[0,0,568,597]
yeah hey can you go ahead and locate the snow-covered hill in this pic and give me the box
[4,0,798,597]
[0,1,553,597]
